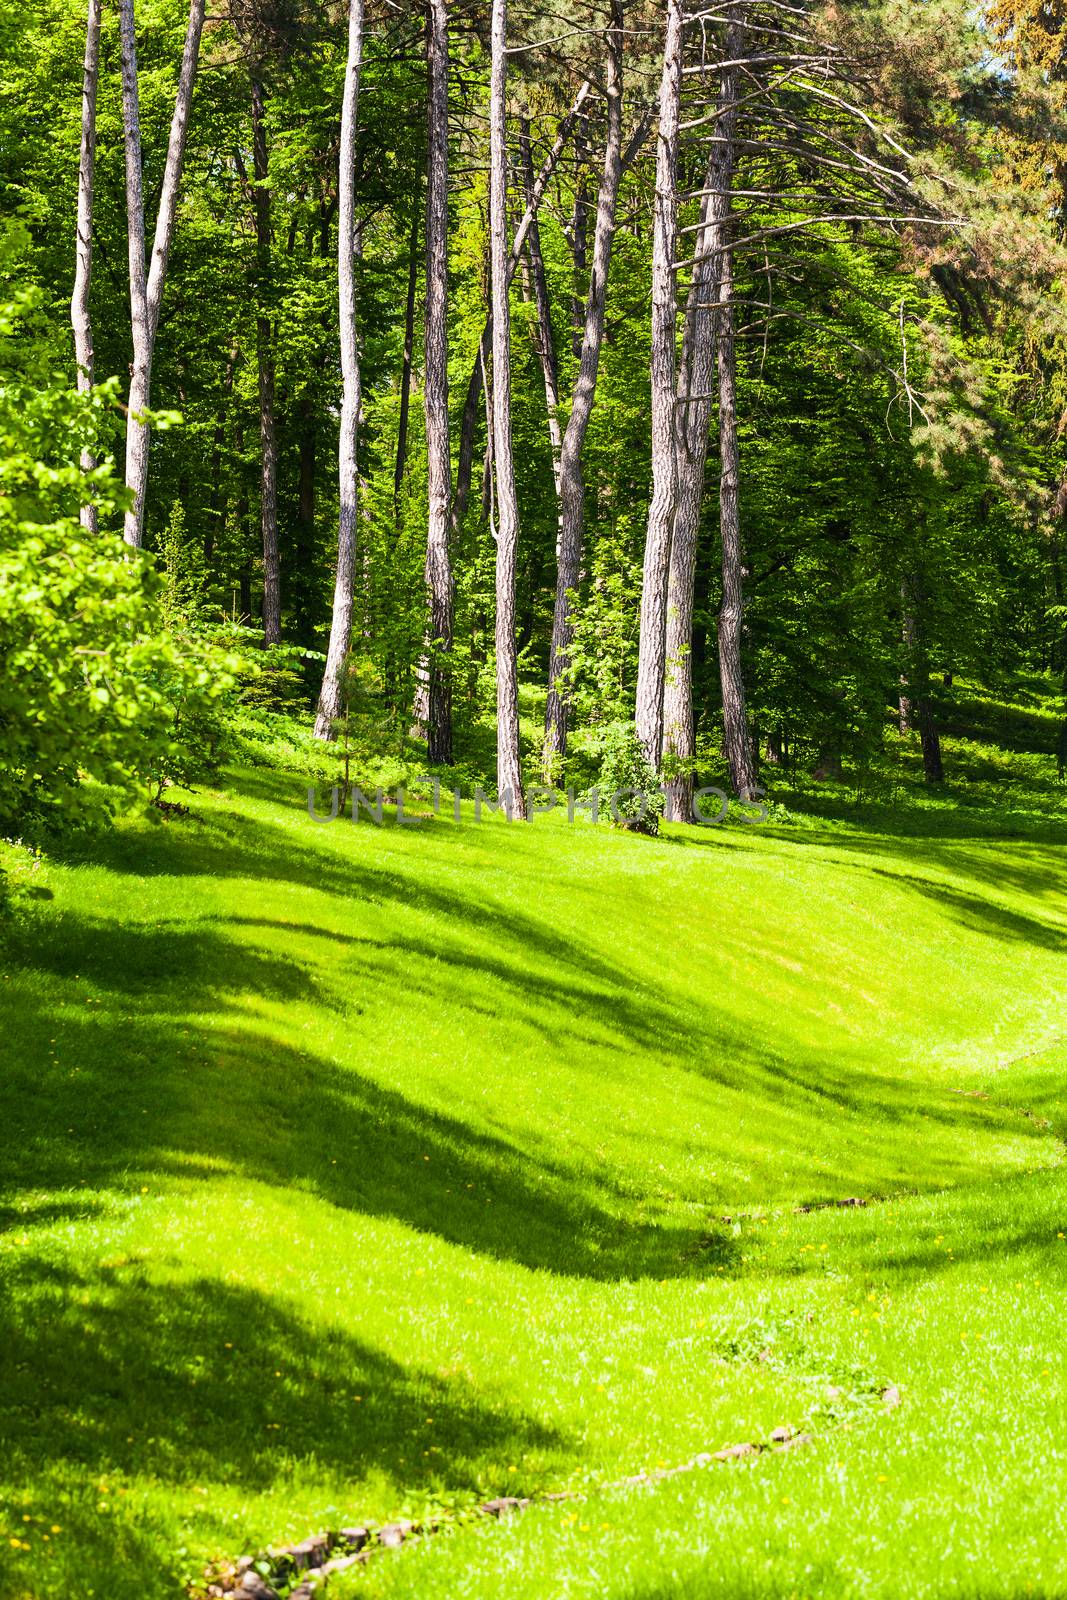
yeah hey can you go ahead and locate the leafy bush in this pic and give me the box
[0,231,238,836]
[583,720,665,836]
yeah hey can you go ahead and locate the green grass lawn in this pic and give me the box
[1,758,1065,1599]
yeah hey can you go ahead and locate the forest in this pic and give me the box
[1,1,1066,1598]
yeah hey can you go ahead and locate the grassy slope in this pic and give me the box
[0,748,1065,1599]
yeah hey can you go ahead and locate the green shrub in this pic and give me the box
[584,720,665,837]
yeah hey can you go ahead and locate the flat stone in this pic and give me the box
[236,1575,278,1600]
[713,1441,761,1461]
[769,1425,795,1444]
[290,1535,330,1570]
[774,1432,813,1452]
[882,1384,902,1409]
[480,1497,527,1517]
[339,1526,370,1550]
[323,1553,368,1575]
[378,1521,414,1548]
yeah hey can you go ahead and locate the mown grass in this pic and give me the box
[0,751,1065,1599]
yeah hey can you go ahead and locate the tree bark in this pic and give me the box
[73,0,101,536]
[542,0,625,779]
[662,45,739,822]
[901,573,943,784]
[314,0,364,738]
[205,341,238,565]
[118,0,205,548]
[251,73,281,644]
[394,197,420,503]
[634,0,685,767]
[714,32,756,803]
[419,0,455,765]
[519,116,563,510]
[489,0,525,817]
[450,81,593,542]
[569,136,590,361]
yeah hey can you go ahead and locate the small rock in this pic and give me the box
[769,1425,795,1444]
[713,1441,761,1461]
[479,1496,527,1518]
[378,1520,414,1549]
[236,1575,278,1600]
[882,1384,902,1410]
[290,1535,330,1571]
[323,1553,367,1576]
[236,1557,255,1574]
[339,1526,370,1550]
[690,1452,714,1468]
[290,1585,320,1600]
[774,1432,813,1452]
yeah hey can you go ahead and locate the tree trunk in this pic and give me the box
[919,698,944,784]
[206,341,238,565]
[901,572,943,784]
[450,81,592,542]
[251,74,281,644]
[519,116,563,510]
[569,138,590,361]
[661,33,740,822]
[294,383,317,646]
[634,0,684,767]
[542,0,624,779]
[714,66,756,803]
[420,0,455,765]
[118,0,205,548]
[489,0,525,817]
[314,0,364,738]
[73,0,101,536]
[394,197,420,503]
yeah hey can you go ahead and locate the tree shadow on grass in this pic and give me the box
[0,907,738,1281]
[0,1259,564,1494]
[0,1259,567,1600]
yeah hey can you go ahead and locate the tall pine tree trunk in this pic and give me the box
[634,0,684,766]
[394,197,420,503]
[118,0,204,548]
[662,38,740,822]
[713,24,756,803]
[901,573,943,784]
[542,0,625,779]
[314,0,364,738]
[420,0,455,765]
[73,0,101,536]
[251,74,281,644]
[489,0,525,817]
[449,82,592,543]
[519,116,563,509]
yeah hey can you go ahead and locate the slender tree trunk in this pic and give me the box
[542,1,625,779]
[450,81,592,542]
[899,586,914,734]
[519,117,563,508]
[206,341,238,565]
[295,383,317,645]
[251,74,281,644]
[714,32,756,802]
[662,46,739,822]
[634,0,685,766]
[314,0,364,738]
[569,139,590,361]
[73,0,101,536]
[118,0,205,548]
[394,197,420,503]
[489,0,525,817]
[901,572,943,784]
[416,0,455,765]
